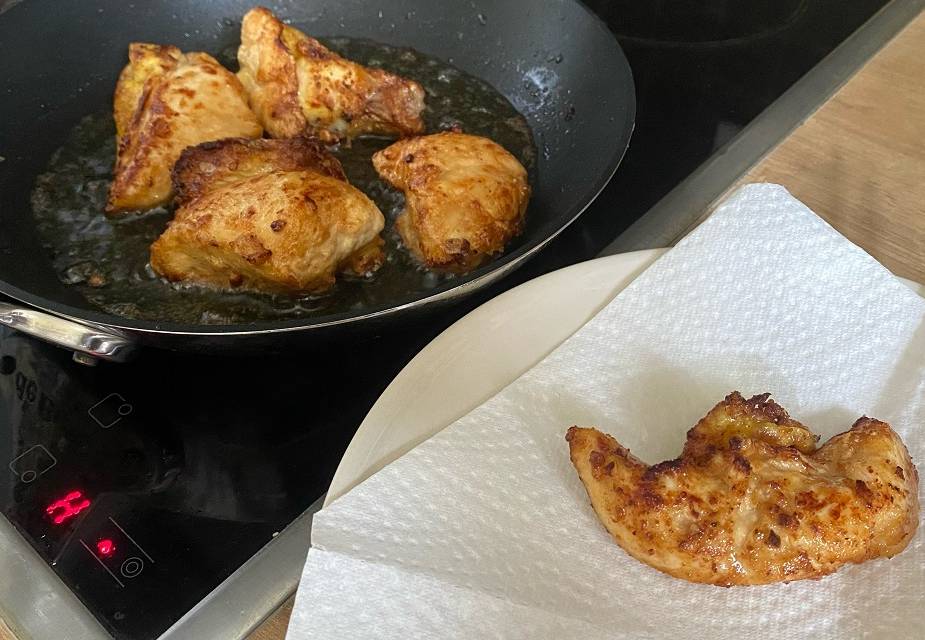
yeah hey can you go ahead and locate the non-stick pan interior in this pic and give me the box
[0,0,634,335]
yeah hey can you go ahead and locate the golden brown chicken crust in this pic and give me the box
[237,7,425,142]
[108,43,262,214]
[150,137,385,293]
[372,132,531,271]
[112,43,178,140]
[566,392,919,586]
[684,392,820,457]
[340,236,386,277]
[171,136,346,207]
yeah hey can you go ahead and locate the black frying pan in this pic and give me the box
[0,0,634,359]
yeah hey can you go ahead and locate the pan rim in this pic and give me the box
[0,0,636,338]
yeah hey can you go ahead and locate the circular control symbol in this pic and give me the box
[120,556,144,578]
[118,403,133,417]
[20,470,37,483]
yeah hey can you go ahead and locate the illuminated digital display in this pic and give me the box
[46,490,91,525]
[97,539,116,556]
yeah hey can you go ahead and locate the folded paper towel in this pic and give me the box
[288,184,925,639]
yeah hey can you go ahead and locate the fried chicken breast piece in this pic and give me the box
[149,137,385,293]
[372,132,530,271]
[108,43,262,214]
[566,392,919,586]
[237,7,425,142]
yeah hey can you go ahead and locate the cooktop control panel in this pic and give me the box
[0,328,366,639]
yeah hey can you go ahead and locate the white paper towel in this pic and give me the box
[288,184,925,639]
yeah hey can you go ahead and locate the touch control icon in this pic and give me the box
[9,444,57,483]
[79,517,155,588]
[88,393,133,429]
[120,556,144,578]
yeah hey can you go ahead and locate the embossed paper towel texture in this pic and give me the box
[288,184,925,639]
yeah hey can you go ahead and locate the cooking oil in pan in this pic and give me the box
[30,38,535,325]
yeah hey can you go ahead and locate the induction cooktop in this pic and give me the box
[0,0,907,638]
[0,328,369,638]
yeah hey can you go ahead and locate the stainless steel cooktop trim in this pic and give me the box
[0,515,110,640]
[159,495,324,640]
[0,495,321,640]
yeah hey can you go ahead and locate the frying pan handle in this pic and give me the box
[0,302,136,364]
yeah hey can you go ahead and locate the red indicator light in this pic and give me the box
[97,539,116,556]
[46,490,91,525]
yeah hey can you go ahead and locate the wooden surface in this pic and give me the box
[249,598,294,640]
[726,10,925,284]
[2,10,924,640]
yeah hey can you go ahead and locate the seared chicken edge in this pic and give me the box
[372,132,531,272]
[566,392,919,586]
[149,136,385,294]
[108,43,261,214]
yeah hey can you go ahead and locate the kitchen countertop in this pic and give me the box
[1,7,922,640]
[245,8,925,640]
[737,8,925,284]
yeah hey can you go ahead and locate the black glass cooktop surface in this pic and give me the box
[538,0,890,272]
[0,1,892,638]
[0,323,439,639]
